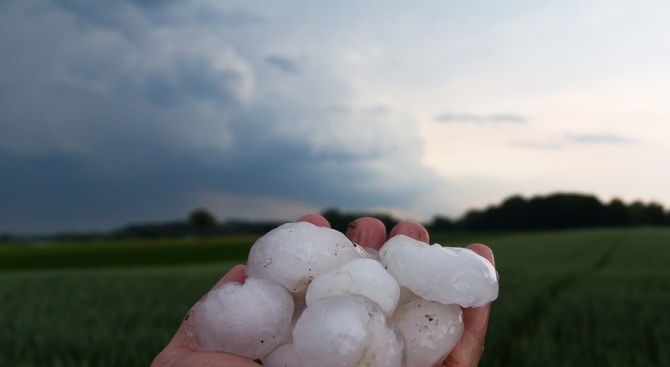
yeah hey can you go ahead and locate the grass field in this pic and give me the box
[1,228,669,366]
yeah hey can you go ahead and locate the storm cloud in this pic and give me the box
[5,0,666,233]
[0,0,444,233]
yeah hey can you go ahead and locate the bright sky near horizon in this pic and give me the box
[1,1,669,234]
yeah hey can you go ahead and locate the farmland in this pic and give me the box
[1,228,669,366]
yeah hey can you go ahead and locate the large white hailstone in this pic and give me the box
[392,295,464,367]
[293,295,405,367]
[247,222,363,292]
[263,343,303,367]
[380,235,498,307]
[353,243,381,261]
[185,277,294,360]
[305,258,400,315]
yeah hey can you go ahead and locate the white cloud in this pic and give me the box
[434,113,527,124]
[565,133,637,145]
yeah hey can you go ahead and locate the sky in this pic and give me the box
[2,0,670,234]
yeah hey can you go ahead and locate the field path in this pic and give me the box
[493,230,626,367]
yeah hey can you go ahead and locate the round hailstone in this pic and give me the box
[392,296,464,367]
[293,295,404,367]
[305,258,400,315]
[185,277,294,360]
[380,235,498,307]
[263,344,303,367]
[352,243,381,261]
[247,222,363,292]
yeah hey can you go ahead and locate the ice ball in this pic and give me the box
[247,222,363,292]
[353,243,381,261]
[185,277,294,360]
[305,258,400,315]
[263,343,303,367]
[380,235,498,307]
[293,294,404,367]
[392,295,464,367]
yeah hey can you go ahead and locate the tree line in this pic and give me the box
[3,192,669,242]
[119,193,670,238]
[430,193,669,231]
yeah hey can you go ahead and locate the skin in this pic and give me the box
[152,214,495,367]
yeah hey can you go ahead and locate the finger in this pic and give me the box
[344,217,387,250]
[211,264,247,289]
[389,220,430,243]
[297,213,331,228]
[152,344,260,367]
[164,265,248,354]
[175,353,261,367]
[442,304,491,367]
[466,243,495,266]
[443,244,495,367]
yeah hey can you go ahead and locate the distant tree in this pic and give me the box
[0,233,12,243]
[460,192,611,230]
[321,208,347,231]
[429,215,455,231]
[627,201,647,225]
[604,199,630,226]
[641,202,665,225]
[498,195,528,229]
[462,209,488,231]
[189,208,217,236]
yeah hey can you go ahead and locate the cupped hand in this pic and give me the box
[152,214,495,367]
[334,215,495,367]
[151,263,259,367]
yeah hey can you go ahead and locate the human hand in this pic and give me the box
[318,214,495,367]
[152,214,495,367]
[151,263,259,367]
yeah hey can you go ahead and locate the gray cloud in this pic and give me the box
[0,1,444,233]
[50,0,158,39]
[194,6,265,26]
[510,132,638,151]
[566,133,637,144]
[434,112,527,123]
[140,59,247,108]
[265,55,302,74]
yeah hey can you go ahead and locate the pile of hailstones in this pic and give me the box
[186,221,499,367]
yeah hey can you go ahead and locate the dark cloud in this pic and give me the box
[50,0,155,38]
[0,1,445,234]
[126,0,178,9]
[140,59,246,108]
[0,98,439,233]
[214,101,438,209]
[434,112,527,123]
[566,133,637,144]
[265,55,301,74]
[194,6,265,25]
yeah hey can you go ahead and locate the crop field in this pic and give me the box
[1,228,669,366]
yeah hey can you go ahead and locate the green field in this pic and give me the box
[1,228,669,366]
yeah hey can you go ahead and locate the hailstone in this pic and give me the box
[392,295,464,367]
[305,258,400,315]
[185,277,294,360]
[380,235,498,307]
[247,222,363,292]
[186,222,500,367]
[293,294,405,367]
[263,343,303,367]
